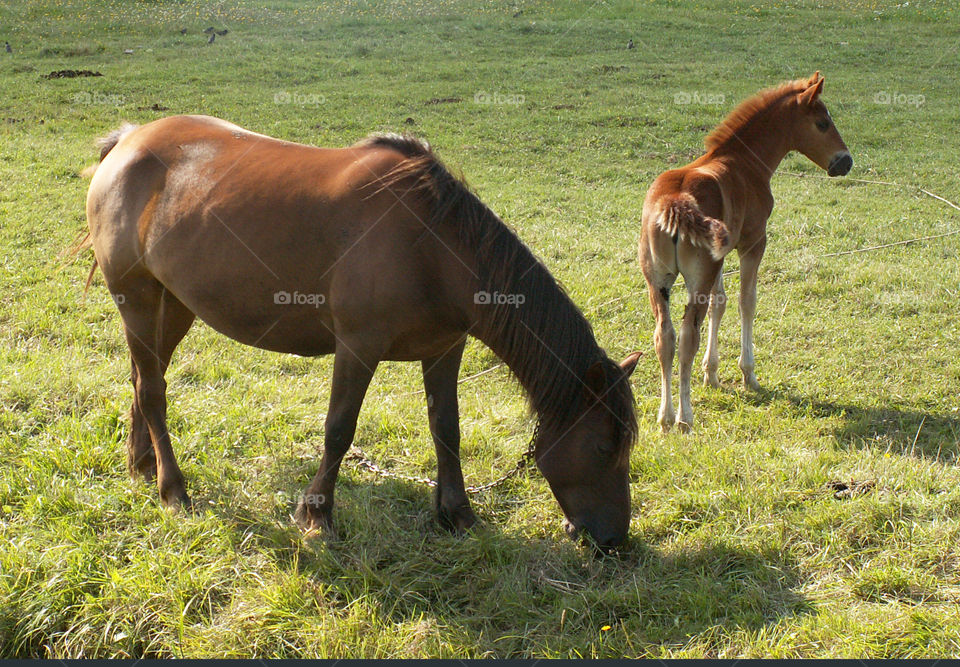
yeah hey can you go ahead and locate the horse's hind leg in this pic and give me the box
[117,281,195,507]
[422,340,477,533]
[127,292,195,480]
[701,272,726,387]
[296,340,380,536]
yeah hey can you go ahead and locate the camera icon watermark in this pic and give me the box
[873,90,924,108]
[71,91,125,106]
[474,290,526,308]
[674,91,725,106]
[474,91,525,106]
[274,91,327,107]
[274,291,326,308]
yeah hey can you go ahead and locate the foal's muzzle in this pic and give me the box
[827,152,853,176]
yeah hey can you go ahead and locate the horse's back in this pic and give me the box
[85,116,471,358]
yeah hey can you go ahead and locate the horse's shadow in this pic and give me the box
[733,384,960,461]
[201,459,813,656]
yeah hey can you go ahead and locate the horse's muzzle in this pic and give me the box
[828,152,853,176]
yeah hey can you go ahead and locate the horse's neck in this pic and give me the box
[471,258,601,420]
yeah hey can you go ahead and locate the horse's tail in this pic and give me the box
[67,122,140,293]
[654,192,732,261]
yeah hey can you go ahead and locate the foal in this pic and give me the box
[639,72,852,432]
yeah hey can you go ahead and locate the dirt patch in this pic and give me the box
[137,103,170,111]
[44,69,102,79]
[826,479,876,500]
[424,97,461,105]
[598,65,627,74]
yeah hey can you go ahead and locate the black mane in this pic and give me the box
[364,134,637,458]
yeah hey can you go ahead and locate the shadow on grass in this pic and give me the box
[736,385,960,461]
[202,462,813,657]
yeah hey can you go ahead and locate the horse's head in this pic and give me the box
[534,352,641,551]
[790,71,852,176]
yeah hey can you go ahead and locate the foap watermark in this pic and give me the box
[71,91,125,106]
[873,90,924,108]
[275,491,327,508]
[111,293,126,305]
[474,91,525,106]
[674,91,726,106]
[474,290,525,308]
[273,90,327,107]
[274,291,326,307]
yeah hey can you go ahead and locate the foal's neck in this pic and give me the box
[707,114,791,188]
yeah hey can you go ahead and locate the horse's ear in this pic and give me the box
[619,351,642,377]
[808,70,822,86]
[798,76,825,107]
[583,361,607,400]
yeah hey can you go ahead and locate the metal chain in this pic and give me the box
[345,433,537,495]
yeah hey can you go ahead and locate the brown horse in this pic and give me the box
[77,115,641,548]
[639,72,851,432]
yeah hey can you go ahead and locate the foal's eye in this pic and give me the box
[815,118,831,132]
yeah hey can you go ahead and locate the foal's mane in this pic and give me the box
[705,77,812,151]
[358,133,637,458]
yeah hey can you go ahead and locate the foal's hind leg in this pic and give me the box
[676,248,722,432]
[127,293,195,480]
[117,282,195,507]
[701,272,726,388]
[422,341,477,533]
[296,340,380,536]
[640,229,680,433]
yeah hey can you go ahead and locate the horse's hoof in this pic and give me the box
[294,500,337,539]
[744,377,761,392]
[676,420,692,434]
[161,490,192,512]
[437,503,478,534]
[703,374,721,388]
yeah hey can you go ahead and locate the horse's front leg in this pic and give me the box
[296,340,380,536]
[422,340,477,533]
[738,236,767,391]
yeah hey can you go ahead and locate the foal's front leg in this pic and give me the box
[738,237,766,391]
[296,342,379,536]
[422,340,477,532]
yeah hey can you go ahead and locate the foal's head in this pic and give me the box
[534,352,641,551]
[788,72,852,176]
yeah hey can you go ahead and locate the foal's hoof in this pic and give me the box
[675,419,692,434]
[703,374,721,388]
[437,503,478,534]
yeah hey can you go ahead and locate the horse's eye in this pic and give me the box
[815,118,831,132]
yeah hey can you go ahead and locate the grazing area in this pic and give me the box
[1,0,959,658]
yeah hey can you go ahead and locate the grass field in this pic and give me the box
[2,0,960,658]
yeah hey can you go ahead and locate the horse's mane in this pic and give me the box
[705,77,812,151]
[358,133,637,460]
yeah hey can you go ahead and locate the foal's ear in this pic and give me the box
[807,70,822,86]
[798,75,825,107]
[619,351,642,377]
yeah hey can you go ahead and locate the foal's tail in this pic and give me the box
[66,122,140,293]
[654,193,732,261]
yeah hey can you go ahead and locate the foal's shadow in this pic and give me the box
[727,384,959,461]
[204,463,812,655]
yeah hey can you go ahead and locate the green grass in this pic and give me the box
[2,0,960,658]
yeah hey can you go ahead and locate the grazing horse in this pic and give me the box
[78,115,641,548]
[639,72,851,432]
